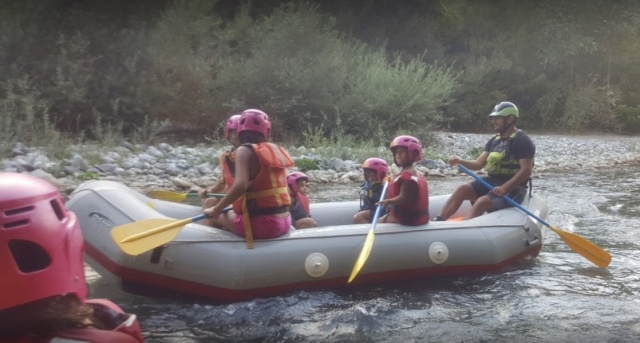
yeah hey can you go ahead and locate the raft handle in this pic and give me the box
[525,236,539,246]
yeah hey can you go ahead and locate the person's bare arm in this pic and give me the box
[204,147,251,217]
[449,151,489,171]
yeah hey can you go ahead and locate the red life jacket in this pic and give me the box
[296,193,310,214]
[3,299,144,343]
[232,143,294,248]
[388,171,430,225]
[218,149,235,189]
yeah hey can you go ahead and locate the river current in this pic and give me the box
[85,167,640,342]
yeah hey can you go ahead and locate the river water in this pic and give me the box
[85,167,640,343]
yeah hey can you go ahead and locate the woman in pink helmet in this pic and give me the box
[204,109,294,247]
[287,171,317,229]
[0,173,144,343]
[199,113,241,231]
[353,157,390,224]
[377,135,430,225]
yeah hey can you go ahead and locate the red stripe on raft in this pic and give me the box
[84,242,541,303]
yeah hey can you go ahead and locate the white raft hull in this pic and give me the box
[67,180,548,302]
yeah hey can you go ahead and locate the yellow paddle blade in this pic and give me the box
[148,190,188,202]
[549,225,612,268]
[111,217,198,256]
[348,229,375,283]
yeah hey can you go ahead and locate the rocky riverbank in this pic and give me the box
[3,132,640,195]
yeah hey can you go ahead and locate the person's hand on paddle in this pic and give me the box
[203,205,222,219]
[491,185,506,197]
[198,188,208,199]
[448,155,461,166]
[375,198,393,208]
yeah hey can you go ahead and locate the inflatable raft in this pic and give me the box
[67,180,548,302]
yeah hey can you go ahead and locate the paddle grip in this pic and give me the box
[457,165,551,228]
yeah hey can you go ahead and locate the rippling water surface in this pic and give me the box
[86,167,640,342]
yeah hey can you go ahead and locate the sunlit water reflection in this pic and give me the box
[86,167,640,342]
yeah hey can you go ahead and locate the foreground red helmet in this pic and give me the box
[390,135,423,162]
[287,172,308,194]
[0,173,87,310]
[238,109,271,140]
[362,158,389,181]
[225,114,241,139]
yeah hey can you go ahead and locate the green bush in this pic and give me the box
[294,158,319,171]
[617,105,640,133]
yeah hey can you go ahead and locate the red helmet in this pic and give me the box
[362,158,389,181]
[238,109,271,140]
[287,171,308,194]
[0,173,87,310]
[225,114,241,139]
[390,135,423,162]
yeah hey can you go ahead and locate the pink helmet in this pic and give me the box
[0,173,87,310]
[238,109,271,140]
[225,114,241,139]
[390,135,423,162]
[287,171,308,194]
[362,158,389,181]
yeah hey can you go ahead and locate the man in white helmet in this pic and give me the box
[435,101,536,220]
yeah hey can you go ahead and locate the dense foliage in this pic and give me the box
[2,0,639,151]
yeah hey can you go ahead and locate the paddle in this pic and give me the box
[148,190,224,203]
[348,178,391,283]
[457,165,612,268]
[111,214,207,256]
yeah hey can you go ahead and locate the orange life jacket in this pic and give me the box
[218,149,235,189]
[232,143,294,248]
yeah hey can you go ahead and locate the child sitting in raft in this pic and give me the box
[0,173,144,343]
[287,172,317,229]
[352,158,390,224]
[204,109,294,244]
[199,113,241,231]
[377,135,430,225]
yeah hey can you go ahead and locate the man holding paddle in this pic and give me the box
[434,101,536,221]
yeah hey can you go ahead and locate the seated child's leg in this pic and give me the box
[352,210,372,224]
[379,213,400,224]
[295,217,317,229]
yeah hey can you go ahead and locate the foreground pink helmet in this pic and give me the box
[238,109,271,140]
[225,114,241,139]
[390,135,423,162]
[362,158,389,181]
[287,172,308,194]
[0,173,87,310]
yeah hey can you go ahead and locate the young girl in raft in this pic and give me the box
[377,135,430,225]
[204,109,294,243]
[199,113,241,231]
[352,157,390,224]
[287,171,317,229]
[0,173,144,343]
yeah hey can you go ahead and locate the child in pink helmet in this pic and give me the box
[353,158,390,224]
[199,113,241,231]
[204,109,294,246]
[287,172,317,229]
[0,173,144,342]
[377,135,430,225]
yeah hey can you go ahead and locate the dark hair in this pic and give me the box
[0,294,104,340]
[239,131,266,144]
